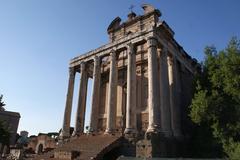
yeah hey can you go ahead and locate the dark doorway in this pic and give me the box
[37,144,43,154]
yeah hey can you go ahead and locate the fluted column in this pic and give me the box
[146,37,161,133]
[168,56,182,137]
[60,67,75,139]
[89,56,101,133]
[159,48,172,136]
[73,62,88,136]
[124,43,137,135]
[105,50,118,134]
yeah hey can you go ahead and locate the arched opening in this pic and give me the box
[37,143,44,154]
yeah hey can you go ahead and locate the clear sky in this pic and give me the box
[0,0,240,136]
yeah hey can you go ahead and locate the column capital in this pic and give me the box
[110,49,117,58]
[93,55,100,61]
[167,55,173,66]
[93,56,100,66]
[127,43,135,55]
[69,67,75,76]
[80,61,86,71]
[147,36,158,48]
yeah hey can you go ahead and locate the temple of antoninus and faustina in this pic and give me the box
[55,4,199,159]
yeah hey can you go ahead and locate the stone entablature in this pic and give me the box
[59,4,199,145]
[70,22,195,74]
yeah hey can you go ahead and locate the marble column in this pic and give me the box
[60,67,75,139]
[146,37,161,133]
[124,43,137,135]
[89,56,101,133]
[73,62,88,136]
[168,56,182,137]
[105,50,118,134]
[159,48,172,137]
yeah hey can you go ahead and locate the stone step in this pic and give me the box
[31,150,54,159]
[41,134,123,160]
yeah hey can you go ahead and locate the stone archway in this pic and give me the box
[37,143,43,154]
[35,141,46,154]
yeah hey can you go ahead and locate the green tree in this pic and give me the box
[0,94,10,145]
[189,37,240,159]
[0,94,6,111]
[0,120,10,145]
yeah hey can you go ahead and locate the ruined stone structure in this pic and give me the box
[0,110,20,145]
[27,133,58,154]
[55,4,199,159]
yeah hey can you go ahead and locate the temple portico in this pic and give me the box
[58,4,199,158]
[60,30,196,137]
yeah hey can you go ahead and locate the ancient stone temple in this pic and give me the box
[53,4,199,160]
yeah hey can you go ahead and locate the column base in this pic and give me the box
[124,128,137,138]
[72,130,83,137]
[173,131,183,140]
[88,128,98,135]
[124,128,136,134]
[59,130,70,140]
[104,128,115,135]
[172,129,182,136]
[71,132,78,137]
[145,125,162,140]
[160,130,173,138]
[124,128,138,142]
[146,125,161,134]
[58,132,70,145]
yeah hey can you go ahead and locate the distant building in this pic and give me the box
[20,131,29,138]
[0,110,20,145]
[27,132,58,154]
[16,130,29,147]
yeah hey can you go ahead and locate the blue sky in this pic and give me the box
[0,0,240,135]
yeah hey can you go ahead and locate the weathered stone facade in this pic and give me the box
[58,4,199,159]
[27,133,58,154]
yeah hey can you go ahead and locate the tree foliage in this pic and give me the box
[0,94,6,111]
[189,37,240,159]
[0,120,10,145]
[0,94,9,145]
